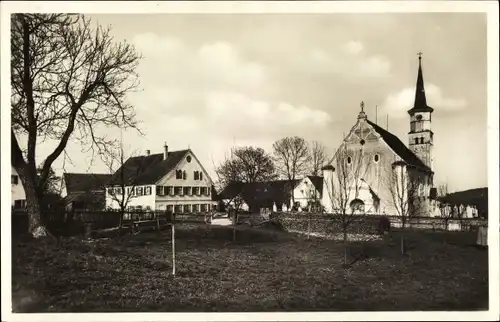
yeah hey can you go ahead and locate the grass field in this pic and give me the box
[11,224,488,312]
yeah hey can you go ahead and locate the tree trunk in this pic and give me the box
[343,228,348,265]
[16,165,50,238]
[400,235,405,255]
[232,211,238,242]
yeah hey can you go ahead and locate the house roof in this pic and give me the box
[217,179,301,204]
[64,173,111,193]
[366,120,432,173]
[109,150,190,185]
[307,175,323,195]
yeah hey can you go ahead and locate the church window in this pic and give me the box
[416,115,423,121]
[347,156,352,164]
[186,156,192,163]
[414,138,419,145]
[420,137,424,144]
[374,154,380,163]
[182,170,187,180]
[360,139,365,146]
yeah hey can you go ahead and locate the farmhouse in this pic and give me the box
[105,144,217,213]
[63,173,111,211]
[218,176,323,213]
[321,55,437,216]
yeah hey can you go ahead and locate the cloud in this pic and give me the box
[132,34,266,91]
[305,42,392,79]
[205,90,332,139]
[342,40,364,55]
[381,83,467,118]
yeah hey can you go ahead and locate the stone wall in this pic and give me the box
[269,212,488,238]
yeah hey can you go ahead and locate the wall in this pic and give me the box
[292,177,320,209]
[105,184,156,210]
[155,150,216,211]
[11,167,26,207]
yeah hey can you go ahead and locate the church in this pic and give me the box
[321,54,437,217]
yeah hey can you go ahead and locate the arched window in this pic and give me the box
[374,154,380,163]
[347,156,352,164]
[182,170,187,180]
[414,138,419,145]
[420,137,424,144]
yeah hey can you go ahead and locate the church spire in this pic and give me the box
[408,52,433,114]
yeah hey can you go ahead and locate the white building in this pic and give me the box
[105,145,216,213]
[11,166,26,209]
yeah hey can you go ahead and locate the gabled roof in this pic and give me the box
[109,150,189,185]
[218,179,300,203]
[366,120,432,173]
[64,173,111,193]
[307,175,323,195]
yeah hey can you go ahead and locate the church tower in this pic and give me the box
[408,53,434,171]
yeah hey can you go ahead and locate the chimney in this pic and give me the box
[146,149,150,156]
[163,143,169,160]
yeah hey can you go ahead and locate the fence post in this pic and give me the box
[171,223,176,276]
[307,213,311,240]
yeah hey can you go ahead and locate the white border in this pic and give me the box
[1,1,498,322]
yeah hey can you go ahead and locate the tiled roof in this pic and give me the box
[63,173,111,193]
[307,176,323,195]
[366,120,432,172]
[109,150,189,185]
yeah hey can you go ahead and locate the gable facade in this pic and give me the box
[11,166,26,209]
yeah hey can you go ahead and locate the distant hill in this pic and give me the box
[443,187,488,218]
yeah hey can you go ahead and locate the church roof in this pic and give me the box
[366,119,432,173]
[408,54,434,114]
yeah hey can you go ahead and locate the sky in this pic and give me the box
[33,13,487,193]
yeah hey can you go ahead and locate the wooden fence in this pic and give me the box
[12,210,216,236]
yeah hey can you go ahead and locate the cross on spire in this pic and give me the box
[417,51,423,60]
[360,101,364,112]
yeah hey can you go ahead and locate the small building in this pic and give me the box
[105,145,217,213]
[63,173,111,211]
[218,176,324,213]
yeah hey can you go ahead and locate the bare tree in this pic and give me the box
[273,136,310,209]
[309,140,327,176]
[11,14,142,237]
[385,161,422,254]
[99,146,148,235]
[324,145,370,266]
[214,146,276,241]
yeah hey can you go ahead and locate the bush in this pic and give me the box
[377,216,391,235]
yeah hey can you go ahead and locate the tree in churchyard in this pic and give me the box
[11,14,142,237]
[308,140,327,177]
[214,146,276,240]
[385,161,422,254]
[273,136,311,209]
[324,145,370,266]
